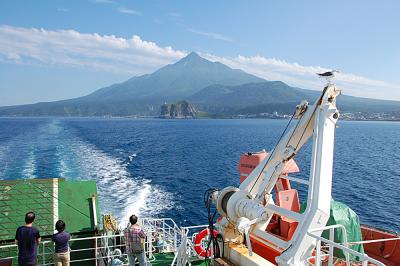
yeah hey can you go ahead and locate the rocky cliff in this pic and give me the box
[160,100,197,118]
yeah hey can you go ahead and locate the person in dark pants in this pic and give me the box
[15,212,41,266]
[52,220,71,266]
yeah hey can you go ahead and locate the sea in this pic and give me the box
[0,117,399,232]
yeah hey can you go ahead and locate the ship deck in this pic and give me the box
[152,253,208,266]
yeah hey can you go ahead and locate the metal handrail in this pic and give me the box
[0,218,186,265]
[308,225,384,266]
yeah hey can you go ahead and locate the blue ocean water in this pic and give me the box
[0,117,399,231]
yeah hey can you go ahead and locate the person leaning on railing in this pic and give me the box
[52,220,71,266]
[15,211,41,266]
[124,215,147,266]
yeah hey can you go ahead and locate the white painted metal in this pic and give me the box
[279,89,340,265]
[214,84,342,265]
[307,227,384,266]
[282,175,309,185]
[91,194,98,227]
[0,217,384,266]
[52,178,59,233]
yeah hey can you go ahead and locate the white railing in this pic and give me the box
[1,221,389,265]
[307,225,384,266]
[0,218,208,266]
[0,234,131,265]
[181,224,210,258]
[141,217,181,256]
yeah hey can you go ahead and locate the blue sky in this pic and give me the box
[0,0,399,106]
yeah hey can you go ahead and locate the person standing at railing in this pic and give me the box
[124,215,147,266]
[15,211,41,266]
[52,220,71,266]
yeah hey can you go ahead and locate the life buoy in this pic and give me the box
[193,229,218,258]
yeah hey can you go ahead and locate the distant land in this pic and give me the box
[160,100,197,119]
[1,52,399,121]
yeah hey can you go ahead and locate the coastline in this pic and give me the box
[0,115,399,122]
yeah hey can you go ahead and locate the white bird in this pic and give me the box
[317,70,339,84]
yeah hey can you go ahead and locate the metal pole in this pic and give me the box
[91,194,98,228]
[42,242,45,266]
[316,240,321,266]
[91,194,98,266]
[329,228,334,266]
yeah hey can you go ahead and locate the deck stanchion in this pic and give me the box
[316,240,321,266]
[42,243,45,266]
[329,228,334,266]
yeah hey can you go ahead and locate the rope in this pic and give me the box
[203,188,221,265]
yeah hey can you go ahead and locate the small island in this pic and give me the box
[160,100,197,119]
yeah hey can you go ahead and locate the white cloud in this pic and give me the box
[117,7,142,16]
[201,54,400,100]
[0,25,398,100]
[187,28,233,42]
[0,25,185,75]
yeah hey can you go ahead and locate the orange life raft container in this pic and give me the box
[238,150,301,263]
[238,150,300,184]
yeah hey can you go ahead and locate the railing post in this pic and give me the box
[328,228,334,266]
[42,242,45,266]
[341,227,350,266]
[94,235,98,266]
[147,230,153,260]
[174,228,177,252]
[316,240,321,266]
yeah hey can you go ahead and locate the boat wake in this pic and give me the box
[0,131,38,179]
[60,138,175,226]
[0,119,175,226]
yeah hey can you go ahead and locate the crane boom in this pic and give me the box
[213,84,341,265]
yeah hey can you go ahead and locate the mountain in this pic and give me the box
[0,52,264,116]
[1,52,399,119]
[189,82,400,117]
[88,52,264,101]
[188,81,310,114]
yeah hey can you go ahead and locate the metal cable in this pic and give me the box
[249,109,297,193]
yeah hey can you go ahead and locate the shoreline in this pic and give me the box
[0,115,399,122]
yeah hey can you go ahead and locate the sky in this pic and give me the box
[0,0,399,106]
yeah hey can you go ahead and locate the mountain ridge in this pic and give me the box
[1,52,399,119]
[188,81,400,116]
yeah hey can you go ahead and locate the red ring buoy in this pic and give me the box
[193,229,218,258]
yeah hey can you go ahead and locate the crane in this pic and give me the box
[211,82,341,265]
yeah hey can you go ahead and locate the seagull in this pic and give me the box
[317,70,339,84]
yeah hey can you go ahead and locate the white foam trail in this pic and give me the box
[63,139,174,224]
[0,144,10,177]
[128,153,137,162]
[122,182,151,226]
[21,147,36,179]
[0,134,36,179]
[57,143,74,179]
